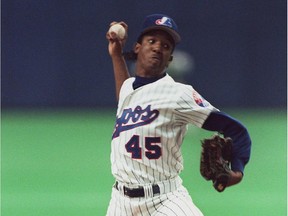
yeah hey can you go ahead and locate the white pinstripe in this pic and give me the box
[108,74,217,215]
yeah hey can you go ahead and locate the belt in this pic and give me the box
[114,181,160,198]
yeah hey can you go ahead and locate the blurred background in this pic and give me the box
[1,0,287,216]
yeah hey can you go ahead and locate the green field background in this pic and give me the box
[1,109,287,216]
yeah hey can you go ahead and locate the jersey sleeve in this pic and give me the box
[202,111,252,174]
[174,85,219,127]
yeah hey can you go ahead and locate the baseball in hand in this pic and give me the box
[109,24,126,40]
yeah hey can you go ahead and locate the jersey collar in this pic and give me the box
[133,73,167,90]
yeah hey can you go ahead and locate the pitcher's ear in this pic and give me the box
[166,56,173,67]
[134,43,141,54]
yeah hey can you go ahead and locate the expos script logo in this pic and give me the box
[112,105,159,139]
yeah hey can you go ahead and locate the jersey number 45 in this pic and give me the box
[125,135,162,160]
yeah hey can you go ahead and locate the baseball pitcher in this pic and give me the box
[105,14,251,216]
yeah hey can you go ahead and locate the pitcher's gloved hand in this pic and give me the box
[200,134,233,192]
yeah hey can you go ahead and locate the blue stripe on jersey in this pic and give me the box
[202,111,251,174]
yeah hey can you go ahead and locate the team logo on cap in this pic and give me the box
[193,90,209,107]
[155,17,173,28]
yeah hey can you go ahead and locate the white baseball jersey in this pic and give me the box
[110,74,218,186]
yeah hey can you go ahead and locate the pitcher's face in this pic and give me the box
[134,30,174,77]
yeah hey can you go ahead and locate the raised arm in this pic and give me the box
[106,22,130,101]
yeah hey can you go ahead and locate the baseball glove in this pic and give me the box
[200,134,233,192]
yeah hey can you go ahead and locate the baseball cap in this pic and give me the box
[137,14,181,44]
